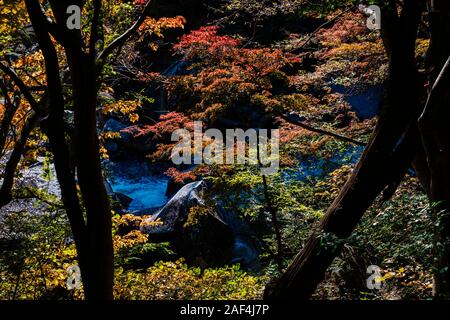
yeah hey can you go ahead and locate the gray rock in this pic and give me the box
[0,157,61,225]
[141,181,234,266]
[15,158,61,197]
[102,119,155,153]
[114,192,133,209]
[102,118,126,132]
[141,181,209,234]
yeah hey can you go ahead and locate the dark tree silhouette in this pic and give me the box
[265,0,450,300]
[0,0,156,300]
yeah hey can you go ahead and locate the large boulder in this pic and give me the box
[0,157,61,225]
[102,118,156,155]
[141,181,234,266]
[165,174,195,197]
[14,158,61,198]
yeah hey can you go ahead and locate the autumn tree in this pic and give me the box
[0,0,165,300]
[265,0,450,300]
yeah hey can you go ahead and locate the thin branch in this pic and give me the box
[0,110,42,207]
[290,6,355,54]
[0,63,39,111]
[281,113,366,146]
[97,0,153,65]
[0,79,12,106]
[0,80,18,158]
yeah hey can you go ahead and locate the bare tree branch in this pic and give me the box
[0,63,39,112]
[281,113,366,146]
[290,6,354,54]
[0,79,19,157]
[97,0,153,66]
[0,110,42,207]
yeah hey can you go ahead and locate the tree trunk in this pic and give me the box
[262,174,284,273]
[18,0,156,300]
[24,0,98,299]
[264,0,425,300]
[0,111,41,206]
[69,51,114,301]
[418,0,450,300]
[419,54,450,299]
[39,77,89,299]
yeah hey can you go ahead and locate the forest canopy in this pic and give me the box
[1,0,450,303]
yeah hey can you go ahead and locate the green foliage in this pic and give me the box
[314,177,434,300]
[0,205,77,300]
[115,241,176,270]
[114,259,266,300]
[184,205,211,229]
[1,0,436,302]
[0,195,265,300]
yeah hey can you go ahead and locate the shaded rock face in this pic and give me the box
[102,119,156,158]
[146,60,194,116]
[113,192,133,209]
[165,175,195,198]
[141,181,234,266]
[231,236,260,270]
[216,205,261,271]
[0,157,61,229]
[330,84,383,120]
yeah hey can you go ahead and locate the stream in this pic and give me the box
[105,160,169,211]
[105,159,262,270]
[103,61,383,271]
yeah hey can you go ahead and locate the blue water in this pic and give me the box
[106,145,364,211]
[105,160,169,211]
[282,145,365,183]
[330,84,383,119]
[109,175,169,211]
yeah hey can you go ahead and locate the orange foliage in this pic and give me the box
[317,17,366,47]
[124,111,193,139]
[168,26,302,120]
[165,167,197,184]
[138,16,186,51]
